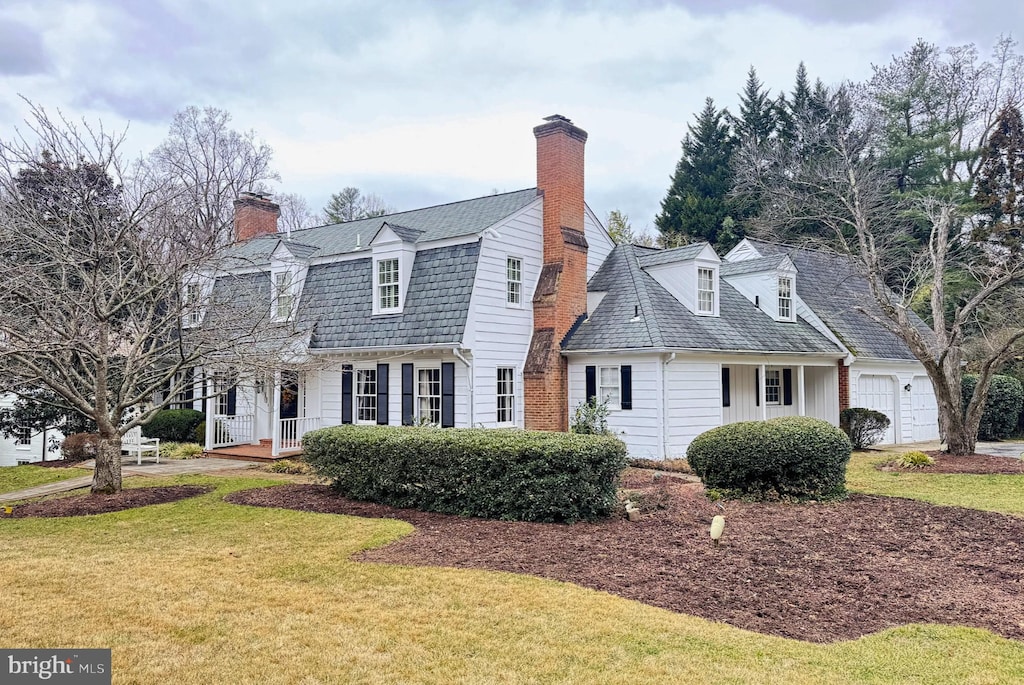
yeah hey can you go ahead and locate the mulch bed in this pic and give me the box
[880,451,1024,474]
[227,472,1024,644]
[25,459,90,469]
[4,486,211,518]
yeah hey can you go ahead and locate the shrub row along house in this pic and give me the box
[175,115,939,459]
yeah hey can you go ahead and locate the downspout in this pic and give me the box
[453,348,474,427]
[661,352,676,459]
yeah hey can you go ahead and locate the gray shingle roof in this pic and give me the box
[564,244,842,354]
[744,239,923,360]
[636,243,707,268]
[223,188,538,265]
[720,254,787,276]
[278,240,319,260]
[298,242,480,349]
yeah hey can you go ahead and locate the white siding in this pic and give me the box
[463,199,544,428]
[584,204,615,281]
[805,366,839,422]
[665,361,722,458]
[0,395,63,465]
[568,356,663,458]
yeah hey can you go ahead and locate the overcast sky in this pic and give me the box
[0,1,1019,236]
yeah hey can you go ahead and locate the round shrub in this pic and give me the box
[60,433,101,461]
[687,416,852,501]
[962,374,1024,440]
[141,409,204,443]
[839,407,891,449]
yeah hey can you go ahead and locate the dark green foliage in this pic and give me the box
[0,388,96,454]
[687,417,852,500]
[973,103,1024,253]
[142,409,205,443]
[60,433,101,461]
[570,399,610,435]
[962,374,1024,440]
[840,407,892,449]
[303,426,628,523]
[655,97,738,249]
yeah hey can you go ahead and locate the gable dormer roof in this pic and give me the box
[272,239,319,261]
[719,254,790,276]
[636,242,715,268]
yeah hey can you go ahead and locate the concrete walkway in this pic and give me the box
[0,457,259,504]
[876,440,1024,459]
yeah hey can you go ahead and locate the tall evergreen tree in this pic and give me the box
[730,67,778,148]
[655,98,737,248]
[974,103,1024,251]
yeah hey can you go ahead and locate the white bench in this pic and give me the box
[121,426,160,464]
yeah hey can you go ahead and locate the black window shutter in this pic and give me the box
[783,368,793,406]
[160,377,171,403]
[401,363,414,425]
[226,385,237,415]
[754,367,760,407]
[585,366,596,404]
[441,362,455,428]
[620,366,632,410]
[376,364,389,425]
[183,368,194,404]
[722,367,731,407]
[341,364,353,424]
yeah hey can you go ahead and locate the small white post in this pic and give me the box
[798,365,806,417]
[271,370,282,457]
[204,374,215,450]
[760,363,768,421]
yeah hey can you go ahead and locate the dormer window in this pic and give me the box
[273,271,294,321]
[183,282,203,327]
[507,257,522,306]
[377,258,400,312]
[778,276,794,321]
[697,267,716,315]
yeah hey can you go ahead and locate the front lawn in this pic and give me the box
[0,463,86,495]
[1,474,1022,684]
[847,451,1024,516]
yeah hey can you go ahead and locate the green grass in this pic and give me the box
[0,463,86,495]
[847,451,1024,516]
[1,473,1022,683]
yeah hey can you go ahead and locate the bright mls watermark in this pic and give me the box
[2,650,110,684]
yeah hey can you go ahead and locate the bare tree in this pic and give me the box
[0,103,302,492]
[276,192,320,233]
[147,106,279,246]
[734,90,1024,455]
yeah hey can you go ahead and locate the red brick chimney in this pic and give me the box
[233,192,280,242]
[524,115,589,432]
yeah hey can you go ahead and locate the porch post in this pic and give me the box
[204,374,215,450]
[759,363,767,420]
[271,369,282,458]
[797,365,806,417]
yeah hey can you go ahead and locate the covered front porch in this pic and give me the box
[721,360,840,426]
[202,369,321,458]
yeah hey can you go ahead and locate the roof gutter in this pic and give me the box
[661,352,676,460]
[562,346,845,358]
[309,343,459,355]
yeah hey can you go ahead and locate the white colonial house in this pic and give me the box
[0,395,64,466]
[180,115,938,460]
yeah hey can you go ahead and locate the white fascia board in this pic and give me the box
[309,343,462,356]
[563,347,844,363]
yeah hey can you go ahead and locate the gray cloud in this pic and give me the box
[0,18,52,75]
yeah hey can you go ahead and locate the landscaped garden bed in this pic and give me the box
[227,468,1024,644]
[879,451,1024,474]
[5,485,211,517]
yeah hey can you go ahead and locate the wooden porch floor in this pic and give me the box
[202,444,303,463]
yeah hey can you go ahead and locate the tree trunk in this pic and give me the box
[92,434,123,494]
[945,424,977,456]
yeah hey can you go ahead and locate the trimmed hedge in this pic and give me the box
[60,433,101,461]
[303,426,628,523]
[962,374,1024,440]
[142,409,205,443]
[687,416,852,501]
[840,407,891,449]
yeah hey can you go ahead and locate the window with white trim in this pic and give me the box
[214,372,229,415]
[14,426,32,446]
[273,271,294,320]
[506,257,522,306]
[778,276,793,320]
[377,258,400,311]
[496,367,515,423]
[765,369,781,404]
[697,267,715,314]
[184,282,202,326]
[598,366,621,409]
[356,368,377,423]
[417,368,441,424]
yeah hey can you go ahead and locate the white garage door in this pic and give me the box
[857,375,896,444]
[911,375,940,442]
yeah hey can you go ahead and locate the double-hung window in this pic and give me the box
[14,426,32,446]
[496,367,515,423]
[778,277,793,321]
[506,257,522,306]
[356,368,377,423]
[697,267,715,314]
[417,368,441,424]
[377,258,400,311]
[598,366,621,409]
[184,283,202,326]
[214,372,229,415]
[764,369,781,405]
[274,271,294,320]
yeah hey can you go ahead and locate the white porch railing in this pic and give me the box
[276,416,321,455]
[211,414,255,449]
